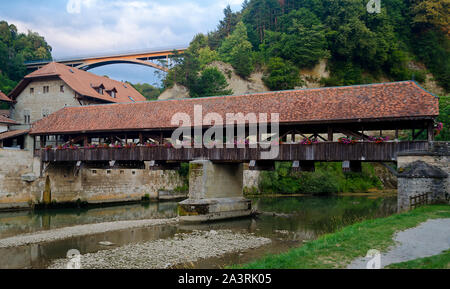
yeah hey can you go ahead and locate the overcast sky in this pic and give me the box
[0,0,244,85]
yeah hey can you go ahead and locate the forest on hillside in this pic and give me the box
[0,21,52,96]
[164,0,449,96]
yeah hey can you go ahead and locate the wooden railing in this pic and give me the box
[38,141,429,162]
[410,192,431,210]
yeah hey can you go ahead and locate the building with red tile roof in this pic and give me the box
[30,81,439,136]
[0,115,19,126]
[4,62,146,150]
[0,91,12,103]
[8,62,146,104]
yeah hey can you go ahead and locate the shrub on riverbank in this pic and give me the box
[235,205,450,269]
[258,162,383,195]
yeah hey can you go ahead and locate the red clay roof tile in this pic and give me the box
[0,115,19,125]
[0,129,29,141]
[30,81,439,135]
[0,91,12,103]
[11,62,146,103]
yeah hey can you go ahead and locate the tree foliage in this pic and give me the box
[191,67,232,98]
[263,57,301,90]
[261,8,328,68]
[218,21,254,78]
[164,0,449,94]
[131,83,162,101]
[0,20,52,94]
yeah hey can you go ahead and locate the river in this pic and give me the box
[0,195,397,269]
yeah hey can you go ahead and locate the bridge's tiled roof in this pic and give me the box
[8,62,146,103]
[30,81,439,135]
[0,91,12,103]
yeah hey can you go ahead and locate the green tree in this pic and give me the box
[242,0,282,47]
[262,8,329,68]
[436,94,450,141]
[218,21,254,78]
[0,20,52,93]
[131,83,162,100]
[191,67,232,97]
[198,47,219,69]
[263,57,301,90]
[208,5,242,49]
[412,0,450,34]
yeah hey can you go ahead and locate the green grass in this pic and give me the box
[386,250,450,269]
[234,205,450,269]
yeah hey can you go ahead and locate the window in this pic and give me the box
[60,85,64,93]
[24,110,31,124]
[128,96,135,102]
[43,86,49,93]
[42,108,50,118]
[30,88,34,94]
[97,87,103,95]
[110,91,116,98]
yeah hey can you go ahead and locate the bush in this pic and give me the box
[259,162,383,194]
[263,57,301,90]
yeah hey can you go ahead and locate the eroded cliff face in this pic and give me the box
[372,163,398,190]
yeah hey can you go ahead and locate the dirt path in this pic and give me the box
[347,218,450,269]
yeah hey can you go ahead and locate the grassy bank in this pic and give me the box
[386,250,450,269]
[235,205,450,269]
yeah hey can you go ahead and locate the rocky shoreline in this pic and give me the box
[48,230,272,269]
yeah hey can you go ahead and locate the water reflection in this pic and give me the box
[0,195,397,269]
[0,202,178,239]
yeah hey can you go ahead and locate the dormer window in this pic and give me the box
[106,88,117,98]
[92,84,105,95]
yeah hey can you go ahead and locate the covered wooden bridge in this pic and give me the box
[31,81,439,167]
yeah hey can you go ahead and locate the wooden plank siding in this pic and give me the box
[39,141,429,163]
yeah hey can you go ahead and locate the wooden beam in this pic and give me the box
[328,127,333,142]
[427,121,434,142]
[335,128,370,140]
[412,128,425,140]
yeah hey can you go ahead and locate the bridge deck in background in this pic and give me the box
[38,141,429,163]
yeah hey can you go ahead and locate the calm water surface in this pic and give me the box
[0,195,397,269]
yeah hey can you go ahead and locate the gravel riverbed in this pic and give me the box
[0,218,178,248]
[48,230,272,269]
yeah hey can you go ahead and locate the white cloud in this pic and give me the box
[5,0,244,58]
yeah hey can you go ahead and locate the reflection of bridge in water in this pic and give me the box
[30,81,441,222]
[25,47,187,72]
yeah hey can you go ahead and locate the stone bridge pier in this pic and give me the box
[178,160,252,222]
[397,142,449,212]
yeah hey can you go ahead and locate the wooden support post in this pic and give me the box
[139,133,144,145]
[395,129,399,140]
[40,136,45,148]
[328,127,333,142]
[83,135,88,147]
[427,121,434,142]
